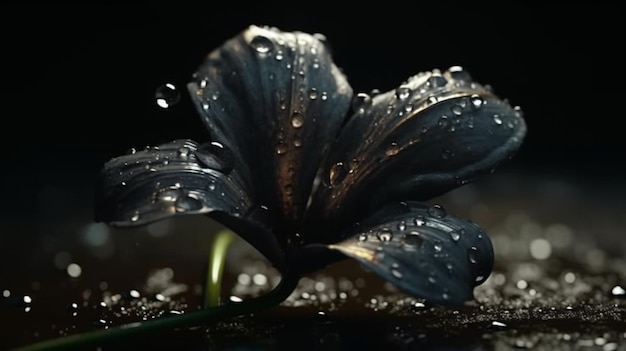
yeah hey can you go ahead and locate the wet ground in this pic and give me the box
[1,163,625,350]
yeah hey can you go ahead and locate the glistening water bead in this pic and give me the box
[155,83,180,109]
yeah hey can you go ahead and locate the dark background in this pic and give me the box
[2,2,625,186]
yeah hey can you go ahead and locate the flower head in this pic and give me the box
[96,25,526,306]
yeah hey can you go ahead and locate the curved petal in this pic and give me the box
[95,139,285,268]
[328,201,493,306]
[188,25,352,232]
[308,67,526,232]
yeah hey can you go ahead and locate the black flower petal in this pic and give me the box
[308,68,526,232]
[188,25,352,229]
[328,201,493,306]
[95,139,286,267]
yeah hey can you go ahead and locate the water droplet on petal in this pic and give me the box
[403,231,423,247]
[293,137,303,148]
[276,143,288,155]
[391,268,403,279]
[250,35,273,54]
[291,112,304,128]
[308,88,318,100]
[448,65,472,82]
[177,147,190,159]
[427,204,447,218]
[329,162,348,185]
[493,114,503,125]
[358,233,368,242]
[468,247,478,264]
[376,228,393,242]
[352,92,372,113]
[428,74,447,88]
[131,211,140,222]
[470,94,483,109]
[155,83,180,109]
[385,143,400,156]
[414,216,425,226]
[397,221,406,231]
[449,231,460,242]
[174,195,202,213]
[195,141,233,173]
[451,104,463,116]
[438,116,449,128]
[395,86,411,100]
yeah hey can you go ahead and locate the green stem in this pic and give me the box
[204,229,236,308]
[13,274,300,351]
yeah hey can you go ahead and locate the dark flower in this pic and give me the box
[95,25,526,306]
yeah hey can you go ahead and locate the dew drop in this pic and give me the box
[250,35,273,54]
[174,195,202,213]
[358,233,368,242]
[385,143,400,156]
[438,116,449,128]
[155,83,180,109]
[177,147,190,159]
[428,74,447,88]
[195,141,233,173]
[397,221,406,231]
[414,216,425,226]
[395,86,411,100]
[352,92,372,113]
[287,232,304,246]
[493,114,503,125]
[130,211,140,222]
[470,94,483,109]
[403,231,423,247]
[468,246,478,264]
[329,162,348,185]
[448,65,472,82]
[308,88,319,100]
[276,143,288,155]
[376,228,393,242]
[293,137,303,148]
[610,285,626,297]
[451,104,463,116]
[391,268,403,279]
[291,112,304,128]
[449,231,460,242]
[427,204,446,218]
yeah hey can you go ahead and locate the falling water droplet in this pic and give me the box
[195,141,233,173]
[291,112,305,128]
[155,83,180,109]
[468,247,478,264]
[470,94,483,109]
[395,86,411,100]
[329,162,348,185]
[174,195,202,213]
[427,204,447,218]
[403,231,423,247]
[250,36,274,54]
[376,228,393,242]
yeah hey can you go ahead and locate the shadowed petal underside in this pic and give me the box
[328,201,493,306]
[308,67,526,234]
